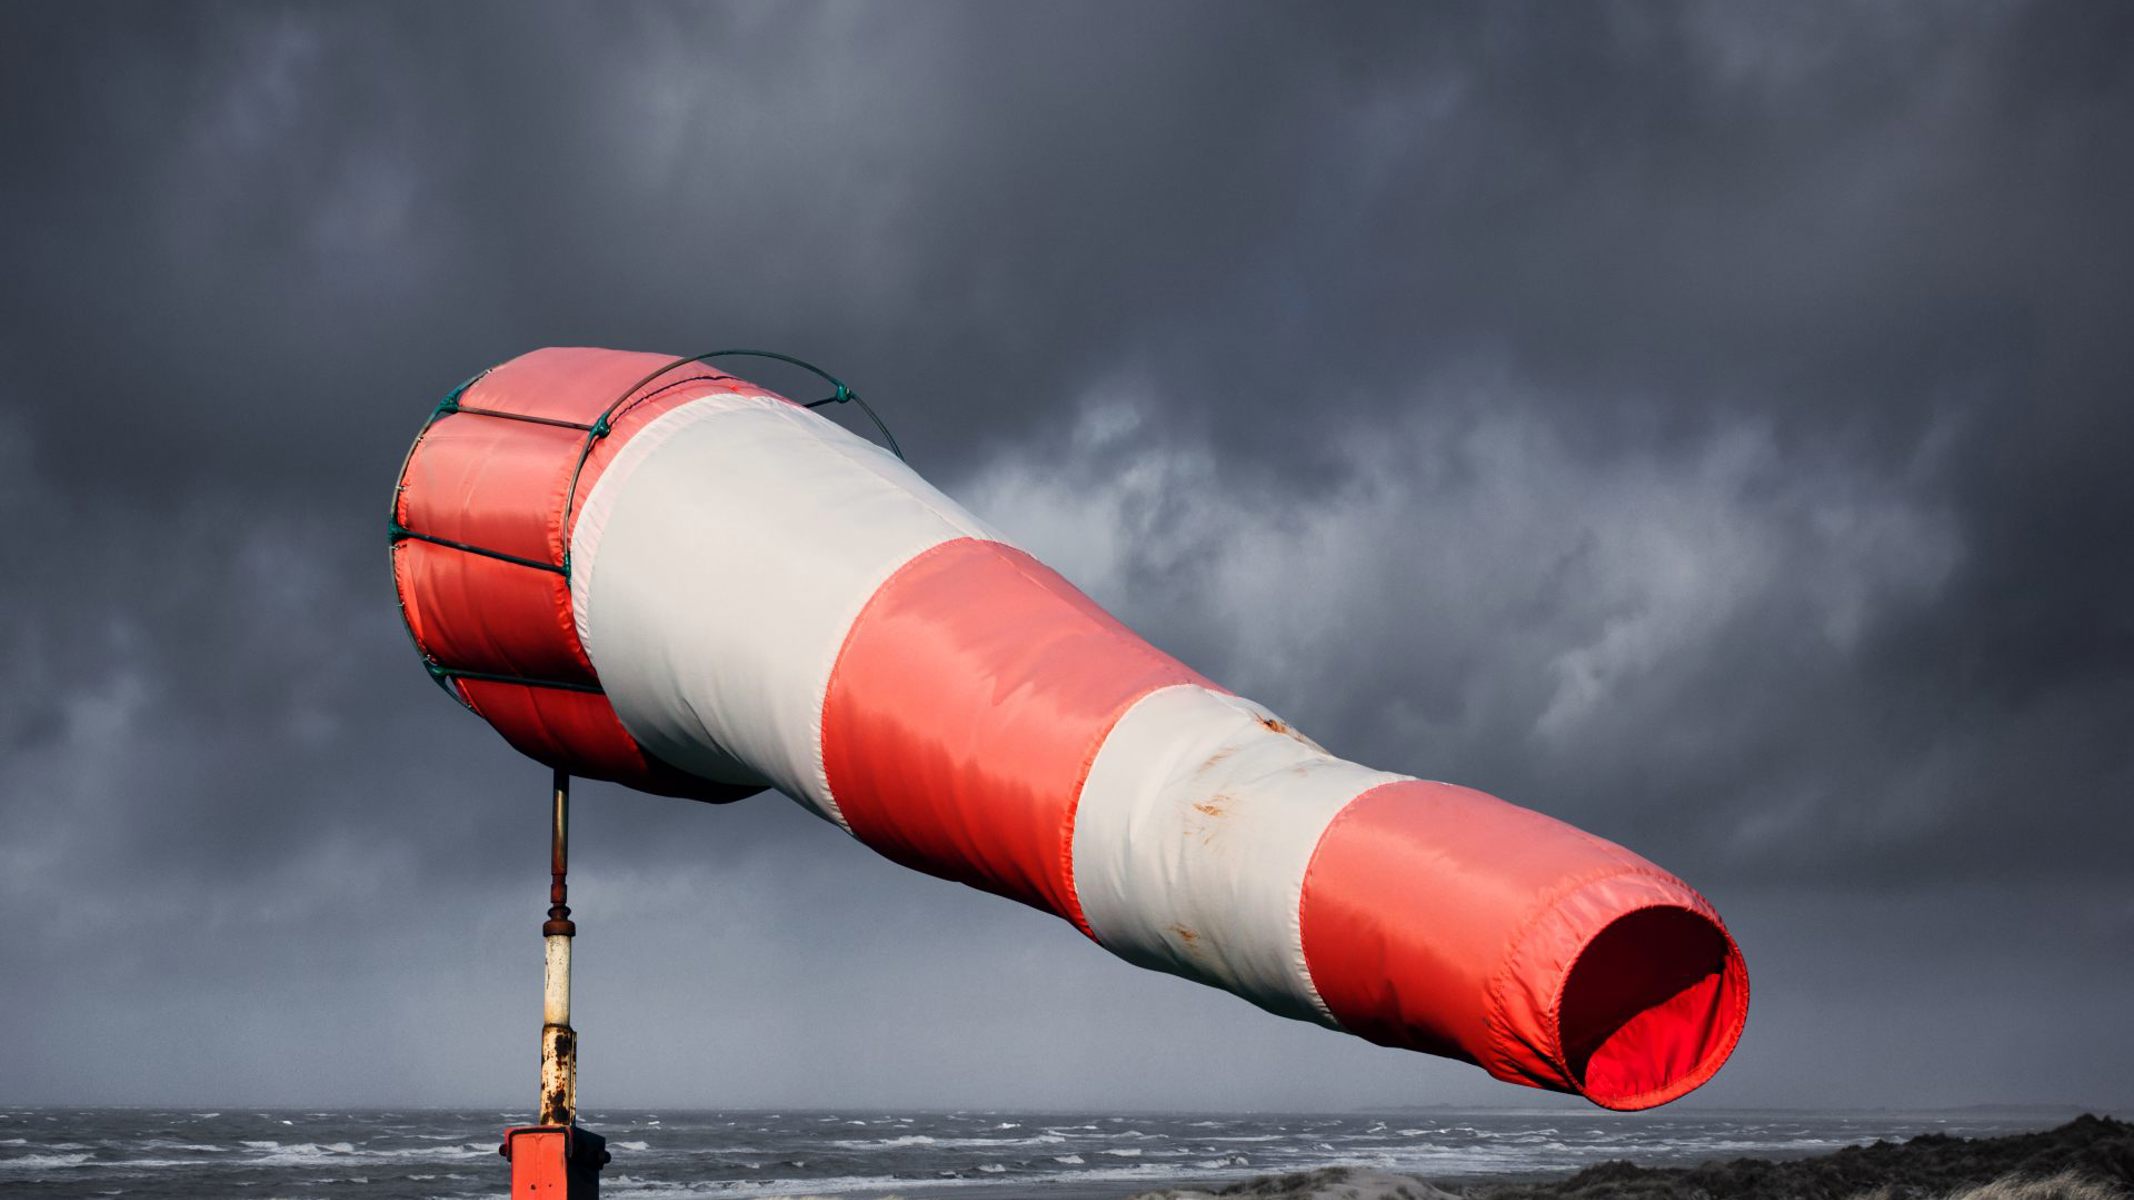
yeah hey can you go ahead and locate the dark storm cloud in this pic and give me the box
[1,2,2129,1108]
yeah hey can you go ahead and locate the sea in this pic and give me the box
[0,1106,2078,1199]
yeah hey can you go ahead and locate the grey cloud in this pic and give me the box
[1,2,2129,1110]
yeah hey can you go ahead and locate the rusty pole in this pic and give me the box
[538,767,577,1127]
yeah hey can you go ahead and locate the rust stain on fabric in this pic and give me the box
[1260,714,1323,751]
[1190,793,1235,845]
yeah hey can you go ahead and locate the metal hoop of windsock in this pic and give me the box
[391,347,1749,1111]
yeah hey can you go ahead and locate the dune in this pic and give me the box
[1124,1114,2131,1200]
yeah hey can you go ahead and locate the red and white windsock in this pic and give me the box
[392,347,1749,1110]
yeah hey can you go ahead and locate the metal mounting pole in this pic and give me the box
[539,767,577,1127]
[501,768,605,1194]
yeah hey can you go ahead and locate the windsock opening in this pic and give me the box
[1556,905,1748,1110]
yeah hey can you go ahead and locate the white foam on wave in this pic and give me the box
[601,1171,917,1197]
[185,1139,495,1170]
[830,1132,1065,1151]
[0,1153,92,1171]
[138,1138,229,1153]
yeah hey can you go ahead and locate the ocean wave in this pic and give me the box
[138,1137,229,1153]
[0,1152,92,1171]
[601,1171,918,1197]
[829,1133,1065,1151]
[831,1134,935,1148]
[130,1139,497,1170]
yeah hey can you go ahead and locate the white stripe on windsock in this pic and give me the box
[568,391,1005,826]
[1070,683,1407,1025]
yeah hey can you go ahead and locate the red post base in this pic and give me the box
[501,1125,608,1198]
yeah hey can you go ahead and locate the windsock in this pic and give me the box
[391,347,1749,1110]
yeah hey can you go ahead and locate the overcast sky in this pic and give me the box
[2,2,2130,1114]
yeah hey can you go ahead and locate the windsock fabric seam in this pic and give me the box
[568,393,833,803]
[1294,787,1366,1037]
[1072,683,1398,1025]
[571,391,1003,828]
[999,542,1135,942]
[1062,682,1204,948]
[823,536,1192,928]
[799,457,1009,838]
[564,396,719,666]
[813,535,999,837]
[1282,775,1375,1029]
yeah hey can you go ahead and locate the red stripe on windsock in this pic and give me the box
[393,346,776,800]
[450,678,746,801]
[821,538,1209,932]
[1298,780,1748,1111]
[394,540,593,684]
